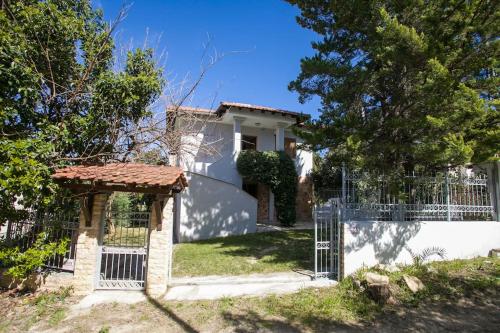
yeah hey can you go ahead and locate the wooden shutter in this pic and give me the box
[284,138,296,158]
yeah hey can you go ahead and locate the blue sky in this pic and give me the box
[94,0,321,118]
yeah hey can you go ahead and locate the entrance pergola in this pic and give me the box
[52,163,188,297]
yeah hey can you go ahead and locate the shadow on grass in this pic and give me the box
[179,229,314,270]
[146,296,198,333]
[222,310,302,333]
[371,294,498,332]
[221,308,364,333]
[220,258,500,332]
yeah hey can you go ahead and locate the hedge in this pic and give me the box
[236,150,297,226]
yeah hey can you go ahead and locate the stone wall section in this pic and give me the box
[296,176,313,222]
[257,184,270,222]
[0,270,74,291]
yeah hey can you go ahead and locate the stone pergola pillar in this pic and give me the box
[73,193,108,295]
[146,196,174,297]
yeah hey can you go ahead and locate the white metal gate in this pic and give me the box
[97,210,150,290]
[314,199,341,280]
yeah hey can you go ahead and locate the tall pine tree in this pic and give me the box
[288,0,499,173]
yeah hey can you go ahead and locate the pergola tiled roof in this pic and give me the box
[52,163,188,194]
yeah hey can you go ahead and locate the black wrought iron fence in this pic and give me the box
[2,212,79,272]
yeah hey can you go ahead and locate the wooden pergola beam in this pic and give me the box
[58,182,175,195]
[79,194,94,227]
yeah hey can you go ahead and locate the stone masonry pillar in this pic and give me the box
[146,196,174,298]
[73,193,107,295]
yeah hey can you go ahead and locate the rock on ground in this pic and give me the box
[374,264,400,273]
[365,272,389,285]
[403,275,425,293]
[363,272,392,304]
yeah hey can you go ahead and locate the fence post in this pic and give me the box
[313,204,317,279]
[486,161,500,222]
[5,220,12,242]
[445,171,451,222]
[341,163,347,204]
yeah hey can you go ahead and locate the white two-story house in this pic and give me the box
[172,102,313,242]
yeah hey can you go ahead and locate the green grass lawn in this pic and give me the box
[103,226,148,247]
[260,256,500,327]
[172,230,314,277]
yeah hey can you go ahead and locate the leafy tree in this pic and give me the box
[288,0,499,173]
[0,0,164,225]
[311,152,341,201]
[0,232,69,279]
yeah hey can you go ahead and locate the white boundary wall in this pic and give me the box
[178,172,257,242]
[343,221,500,276]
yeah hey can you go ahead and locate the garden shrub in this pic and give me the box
[0,232,69,279]
[237,150,298,226]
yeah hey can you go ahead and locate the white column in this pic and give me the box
[275,122,286,151]
[233,116,245,154]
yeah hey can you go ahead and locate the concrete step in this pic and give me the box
[165,271,336,301]
[169,271,314,287]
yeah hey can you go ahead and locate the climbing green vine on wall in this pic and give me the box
[237,150,298,226]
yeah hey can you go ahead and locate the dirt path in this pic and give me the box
[366,294,500,333]
[19,289,498,333]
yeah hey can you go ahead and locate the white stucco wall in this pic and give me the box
[343,221,500,276]
[179,121,237,184]
[178,172,257,242]
[295,143,313,178]
[179,119,313,185]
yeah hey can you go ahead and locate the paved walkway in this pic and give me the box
[165,271,335,301]
[72,290,147,310]
[70,272,335,311]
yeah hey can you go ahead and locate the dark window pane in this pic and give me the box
[242,182,258,198]
[242,135,257,151]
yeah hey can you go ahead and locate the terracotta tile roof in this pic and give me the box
[217,102,309,119]
[166,105,217,116]
[166,102,310,126]
[52,163,188,192]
